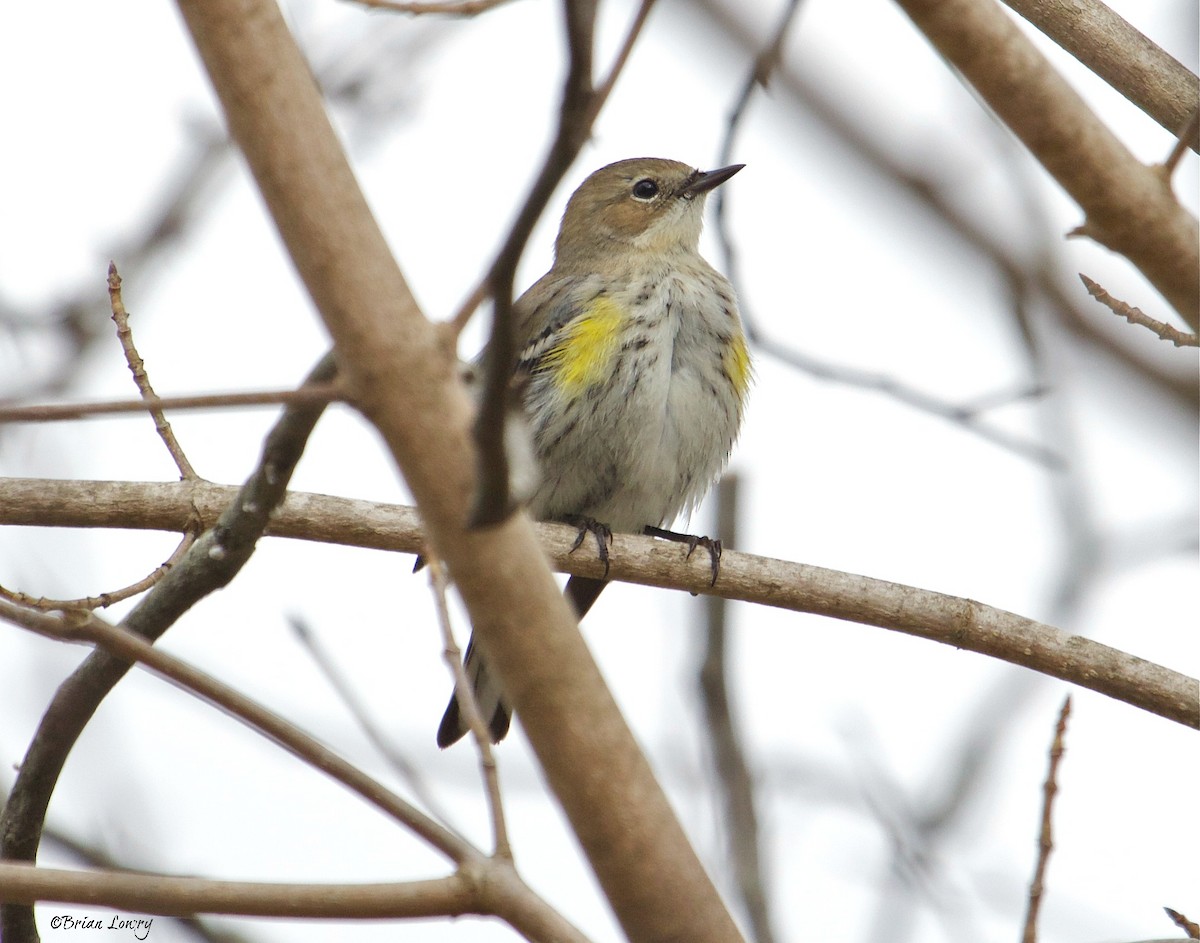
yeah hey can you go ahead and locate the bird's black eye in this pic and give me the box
[631,178,659,200]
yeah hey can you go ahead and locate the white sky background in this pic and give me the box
[1,1,1197,941]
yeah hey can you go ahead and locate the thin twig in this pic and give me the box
[428,557,512,860]
[0,384,345,424]
[287,615,457,828]
[0,528,198,611]
[1021,695,1072,943]
[444,0,656,341]
[1079,274,1199,347]
[1164,907,1200,939]
[108,263,199,479]
[582,0,656,126]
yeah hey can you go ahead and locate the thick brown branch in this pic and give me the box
[0,860,592,941]
[0,864,471,919]
[999,0,1199,148]
[172,2,743,941]
[893,0,1199,327]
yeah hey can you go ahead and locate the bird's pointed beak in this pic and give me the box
[683,163,745,195]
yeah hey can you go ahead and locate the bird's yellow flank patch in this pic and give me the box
[724,333,753,399]
[542,296,625,395]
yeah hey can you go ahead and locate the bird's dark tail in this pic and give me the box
[435,576,608,748]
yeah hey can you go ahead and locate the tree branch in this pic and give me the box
[892,0,1199,327]
[1021,695,1071,943]
[999,0,1199,148]
[0,601,473,861]
[0,861,592,941]
[2,477,1193,729]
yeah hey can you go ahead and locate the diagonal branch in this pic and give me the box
[0,601,473,861]
[172,1,745,941]
[0,354,337,943]
[999,0,1199,148]
[892,0,1199,327]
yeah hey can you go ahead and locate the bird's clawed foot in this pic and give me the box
[567,516,614,579]
[643,525,722,587]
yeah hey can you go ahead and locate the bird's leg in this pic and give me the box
[566,515,614,579]
[643,525,722,587]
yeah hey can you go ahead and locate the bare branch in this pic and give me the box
[0,858,592,942]
[892,0,1199,327]
[2,477,1194,729]
[0,385,344,424]
[1021,695,1072,943]
[0,529,197,611]
[0,855,596,941]
[999,0,1200,148]
[0,862,473,920]
[108,263,199,479]
[466,0,656,526]
[428,557,512,859]
[1162,106,1200,176]
[1080,274,1199,347]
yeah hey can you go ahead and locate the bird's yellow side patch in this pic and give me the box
[725,333,753,399]
[541,296,625,395]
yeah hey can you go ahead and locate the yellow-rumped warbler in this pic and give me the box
[438,157,752,747]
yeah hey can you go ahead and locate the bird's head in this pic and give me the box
[554,158,743,264]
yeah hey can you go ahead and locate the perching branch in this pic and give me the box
[2,477,1194,730]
